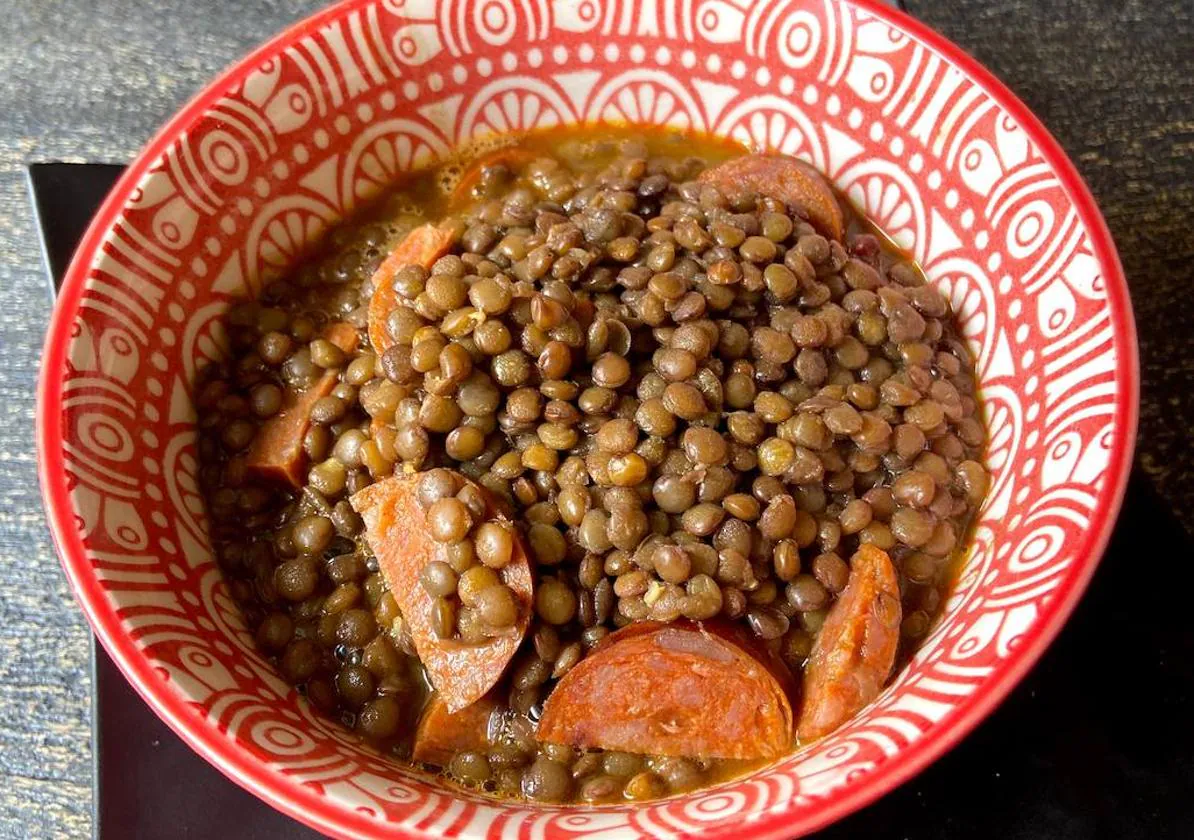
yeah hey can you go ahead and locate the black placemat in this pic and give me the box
[29,160,1192,840]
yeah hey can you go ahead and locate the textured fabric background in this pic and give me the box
[0,1,1189,836]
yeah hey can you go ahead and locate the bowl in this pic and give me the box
[36,0,1138,836]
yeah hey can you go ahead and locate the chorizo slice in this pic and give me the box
[537,620,795,761]
[412,692,499,766]
[797,544,901,742]
[699,154,845,241]
[367,223,456,354]
[350,472,533,712]
[448,147,537,209]
[245,321,358,488]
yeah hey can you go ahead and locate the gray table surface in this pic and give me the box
[1,0,1191,837]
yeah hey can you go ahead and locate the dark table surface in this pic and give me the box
[2,0,1193,837]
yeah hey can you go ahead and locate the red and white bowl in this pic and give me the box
[36,0,1138,837]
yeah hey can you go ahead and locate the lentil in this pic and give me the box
[200,128,987,806]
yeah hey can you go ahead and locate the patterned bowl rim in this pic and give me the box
[36,0,1139,837]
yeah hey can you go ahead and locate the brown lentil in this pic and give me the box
[200,128,987,806]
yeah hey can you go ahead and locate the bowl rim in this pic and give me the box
[36,0,1139,837]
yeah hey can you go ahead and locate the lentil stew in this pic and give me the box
[197,127,988,804]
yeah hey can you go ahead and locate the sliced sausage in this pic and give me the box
[537,620,795,760]
[246,321,358,488]
[699,154,844,241]
[350,472,532,712]
[412,692,498,766]
[449,147,537,209]
[797,544,901,741]
[367,223,456,354]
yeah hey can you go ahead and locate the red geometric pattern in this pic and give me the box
[37,0,1137,837]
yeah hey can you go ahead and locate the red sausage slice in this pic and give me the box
[412,692,499,766]
[699,155,845,241]
[537,620,795,761]
[448,147,538,209]
[797,544,901,741]
[350,472,533,712]
[246,321,358,488]
[367,223,456,355]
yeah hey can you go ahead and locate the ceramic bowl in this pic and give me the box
[37,0,1138,836]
